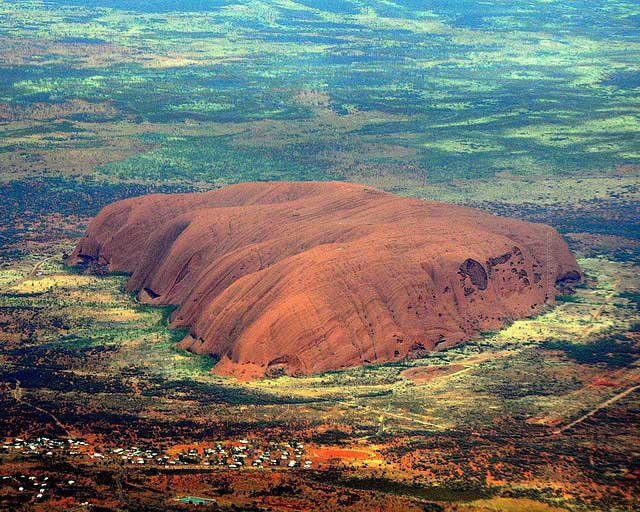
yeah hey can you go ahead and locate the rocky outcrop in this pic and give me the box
[68,181,582,379]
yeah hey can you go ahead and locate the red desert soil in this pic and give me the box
[400,364,466,384]
[308,446,375,462]
[68,181,581,379]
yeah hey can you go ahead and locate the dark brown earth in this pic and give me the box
[68,181,582,379]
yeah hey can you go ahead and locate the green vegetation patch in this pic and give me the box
[541,335,639,368]
[99,134,344,183]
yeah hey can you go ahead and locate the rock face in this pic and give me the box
[68,181,582,379]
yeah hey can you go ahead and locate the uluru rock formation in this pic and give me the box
[68,181,582,379]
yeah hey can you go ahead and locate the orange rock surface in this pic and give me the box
[68,181,582,379]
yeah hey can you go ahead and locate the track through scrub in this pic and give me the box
[552,383,640,435]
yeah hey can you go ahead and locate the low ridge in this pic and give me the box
[68,181,582,379]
